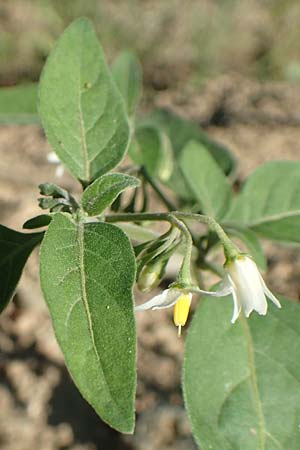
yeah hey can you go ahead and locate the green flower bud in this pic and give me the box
[137,259,167,292]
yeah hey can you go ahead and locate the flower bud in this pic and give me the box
[137,260,167,292]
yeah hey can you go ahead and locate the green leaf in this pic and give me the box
[180,141,232,219]
[81,173,140,216]
[183,296,300,450]
[226,161,300,243]
[0,83,38,124]
[111,51,142,116]
[224,225,267,271]
[0,226,43,312]
[39,18,130,183]
[40,213,136,433]
[129,125,174,181]
[39,183,69,198]
[116,223,159,242]
[23,214,52,230]
[148,108,236,174]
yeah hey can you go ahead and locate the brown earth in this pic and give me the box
[1,78,300,450]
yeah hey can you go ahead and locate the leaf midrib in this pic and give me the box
[77,223,99,360]
[76,222,126,420]
[78,32,90,181]
[249,210,300,227]
[224,209,300,231]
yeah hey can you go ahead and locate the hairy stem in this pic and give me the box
[105,211,239,260]
[168,215,193,284]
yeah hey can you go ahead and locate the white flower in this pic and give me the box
[135,288,192,336]
[215,255,281,323]
[135,288,189,310]
[135,256,281,330]
[47,152,64,178]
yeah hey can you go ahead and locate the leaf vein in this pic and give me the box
[77,42,90,180]
[54,243,77,252]
[57,266,79,285]
[65,296,81,327]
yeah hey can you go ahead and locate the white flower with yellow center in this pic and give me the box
[135,256,281,331]
[135,288,192,336]
[216,255,281,323]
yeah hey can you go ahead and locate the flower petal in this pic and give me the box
[47,152,60,164]
[259,274,281,309]
[231,286,241,323]
[228,257,268,317]
[209,277,233,297]
[135,288,183,311]
[55,165,65,178]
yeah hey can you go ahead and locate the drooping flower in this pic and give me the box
[214,255,281,323]
[47,152,64,178]
[135,288,192,336]
[135,255,281,330]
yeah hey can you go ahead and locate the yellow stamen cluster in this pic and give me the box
[173,294,191,337]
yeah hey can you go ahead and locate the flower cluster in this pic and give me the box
[135,255,281,335]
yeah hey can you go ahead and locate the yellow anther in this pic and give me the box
[173,294,191,337]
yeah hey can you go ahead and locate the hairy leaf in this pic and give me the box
[40,213,136,433]
[112,51,142,116]
[129,125,173,181]
[0,226,43,312]
[183,295,300,450]
[39,18,130,183]
[226,161,300,243]
[149,108,235,168]
[180,141,232,219]
[81,173,140,216]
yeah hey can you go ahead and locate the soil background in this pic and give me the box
[1,2,300,450]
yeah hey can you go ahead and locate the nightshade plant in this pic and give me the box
[1,17,300,449]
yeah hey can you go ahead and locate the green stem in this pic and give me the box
[141,167,177,211]
[105,211,239,260]
[168,215,193,285]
